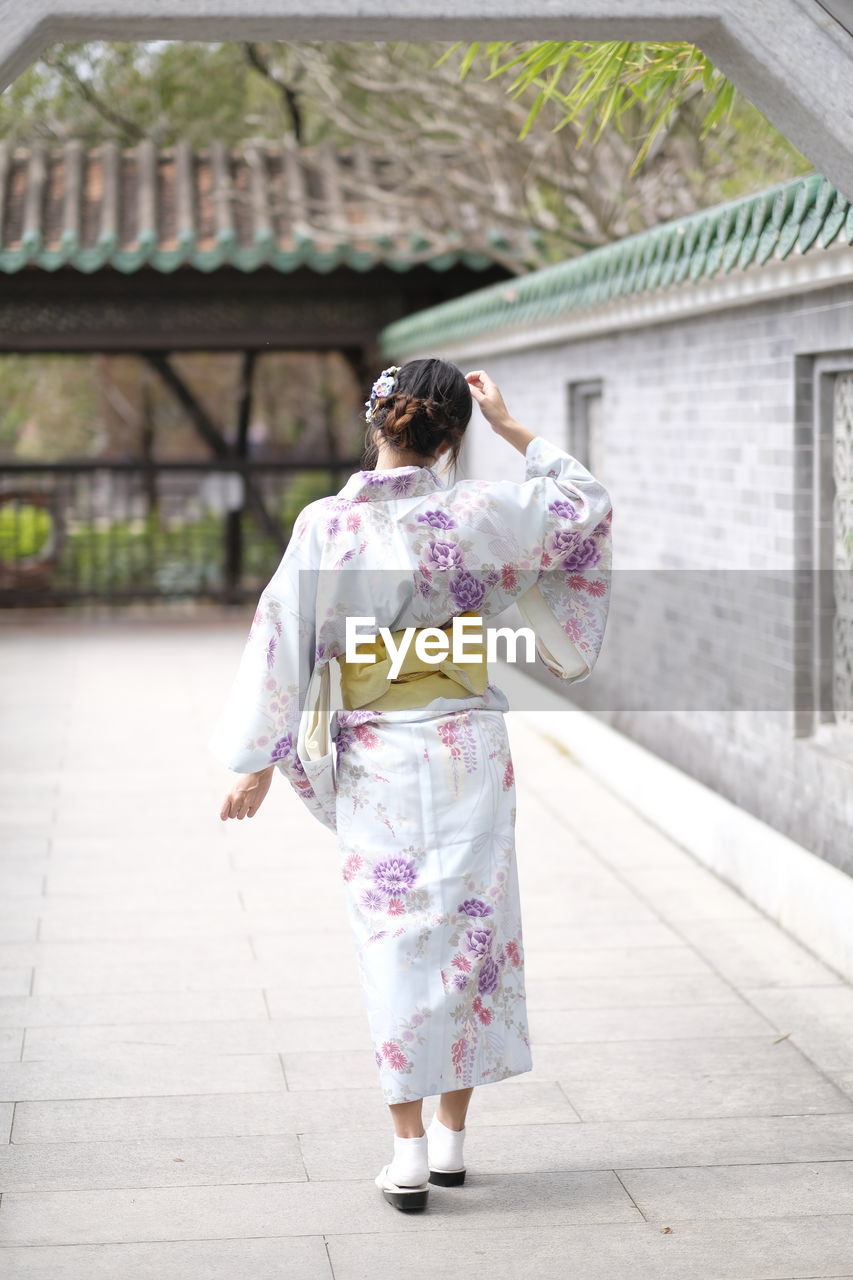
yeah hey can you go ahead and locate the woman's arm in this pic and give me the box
[209,502,337,833]
[465,371,535,455]
[465,367,612,685]
[492,416,536,456]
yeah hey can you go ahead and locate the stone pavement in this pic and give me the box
[1,611,853,1279]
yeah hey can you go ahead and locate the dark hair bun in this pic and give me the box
[380,394,433,448]
[362,357,472,471]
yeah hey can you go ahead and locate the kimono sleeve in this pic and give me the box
[514,434,613,683]
[206,505,336,832]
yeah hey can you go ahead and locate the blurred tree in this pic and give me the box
[0,39,811,462]
[0,355,102,459]
[0,349,363,463]
[0,40,811,254]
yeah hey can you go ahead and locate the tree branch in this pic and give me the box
[242,42,304,143]
[44,53,145,143]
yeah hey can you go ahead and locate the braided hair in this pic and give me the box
[362,357,472,473]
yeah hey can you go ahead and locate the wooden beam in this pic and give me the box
[235,347,257,455]
[143,350,230,457]
[144,348,285,547]
[224,347,258,592]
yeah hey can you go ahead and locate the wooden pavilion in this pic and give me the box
[0,136,538,603]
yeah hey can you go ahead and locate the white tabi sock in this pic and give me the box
[387,1133,429,1187]
[428,1114,466,1170]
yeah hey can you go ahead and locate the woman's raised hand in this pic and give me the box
[465,370,511,432]
[219,767,274,821]
[465,370,535,455]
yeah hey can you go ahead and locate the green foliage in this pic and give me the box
[280,470,336,529]
[0,354,102,460]
[706,96,812,201]
[436,40,741,172]
[0,470,340,596]
[47,509,273,595]
[0,503,52,559]
[0,42,277,148]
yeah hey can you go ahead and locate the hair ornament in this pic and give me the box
[364,365,401,423]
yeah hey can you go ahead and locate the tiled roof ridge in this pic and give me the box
[0,135,538,275]
[379,170,852,353]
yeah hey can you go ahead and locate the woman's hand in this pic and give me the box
[465,370,512,432]
[465,370,536,456]
[219,766,274,821]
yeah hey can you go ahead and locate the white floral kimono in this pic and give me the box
[208,436,612,1103]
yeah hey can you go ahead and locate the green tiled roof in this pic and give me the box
[378,172,850,356]
[0,136,540,276]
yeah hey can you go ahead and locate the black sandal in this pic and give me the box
[428,1164,466,1186]
[374,1164,430,1212]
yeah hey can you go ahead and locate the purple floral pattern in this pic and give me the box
[416,508,456,529]
[372,855,418,896]
[449,570,486,612]
[421,538,464,571]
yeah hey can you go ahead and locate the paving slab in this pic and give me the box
[34,906,308,942]
[22,1015,376,1058]
[742,986,853,1073]
[0,1236,333,1280]
[523,972,743,1008]
[325,1217,853,1280]
[0,938,256,970]
[300,1112,853,1181]
[526,1002,774,1042]
[829,1071,853,1101]
[674,917,847,988]
[0,971,32,997]
[0,1050,287,1102]
[10,1081,577,1144]
[0,1133,307,1192]
[0,915,39,942]
[0,1029,23,1062]
[1,617,852,1279]
[0,989,269,1029]
[521,944,716,979]
[0,1170,641,1246]
[617,1160,853,1222]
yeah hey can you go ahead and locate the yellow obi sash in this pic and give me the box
[337,611,489,711]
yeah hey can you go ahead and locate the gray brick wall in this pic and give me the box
[444,282,853,874]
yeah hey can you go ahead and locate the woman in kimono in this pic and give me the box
[209,357,612,1213]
